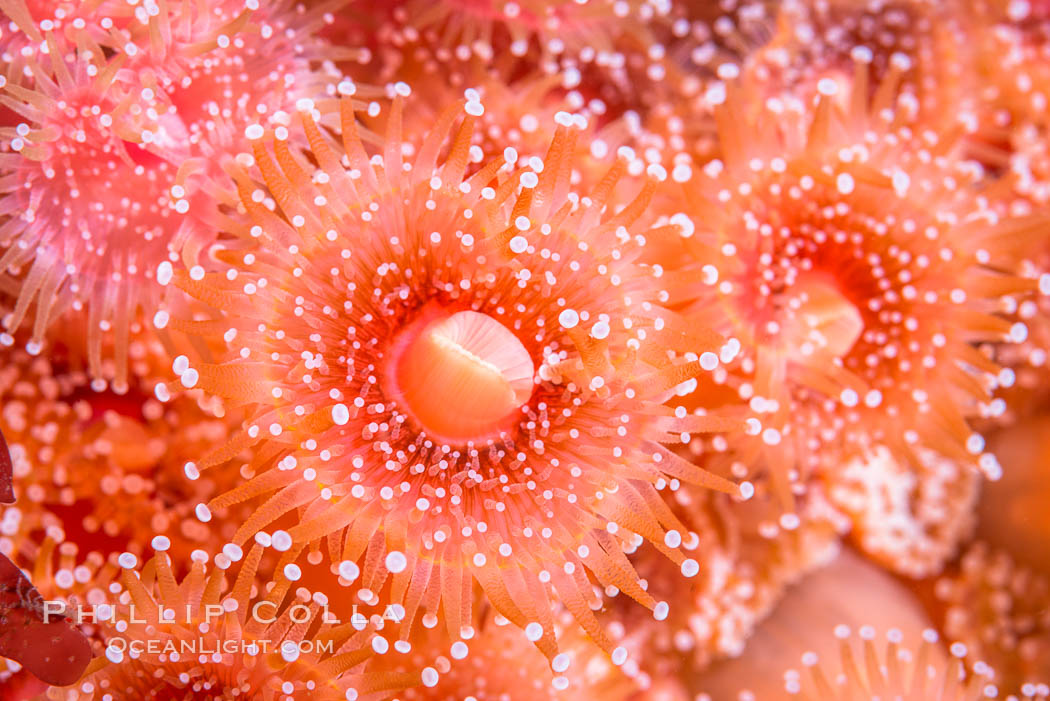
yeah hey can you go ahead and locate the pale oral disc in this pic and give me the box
[394,310,535,442]
[781,275,864,362]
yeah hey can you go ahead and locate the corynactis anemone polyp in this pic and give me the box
[96,0,357,274]
[64,547,403,701]
[936,542,1050,694]
[672,64,1037,509]
[0,330,239,560]
[367,0,679,123]
[386,609,639,699]
[630,0,790,168]
[692,547,961,700]
[617,480,844,682]
[107,0,352,157]
[958,3,1050,414]
[785,627,998,701]
[0,27,184,384]
[383,0,666,65]
[965,0,1050,135]
[358,50,605,162]
[747,0,971,128]
[0,0,349,385]
[156,89,748,660]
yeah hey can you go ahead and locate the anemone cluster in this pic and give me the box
[0,0,1048,699]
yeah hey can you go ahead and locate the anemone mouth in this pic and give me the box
[780,274,864,362]
[727,271,864,363]
[386,307,536,444]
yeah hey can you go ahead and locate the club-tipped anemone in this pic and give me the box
[667,60,1041,515]
[786,627,999,701]
[381,0,668,67]
[645,0,972,171]
[669,0,780,68]
[971,49,1050,416]
[979,130,1050,425]
[0,28,189,383]
[616,480,845,679]
[0,3,1048,701]
[358,56,611,163]
[693,549,949,699]
[0,1,352,384]
[0,329,243,561]
[747,0,973,129]
[384,609,640,700]
[96,0,360,278]
[63,548,419,701]
[103,0,356,154]
[364,0,688,123]
[964,0,1050,136]
[156,88,748,657]
[936,543,1050,694]
[632,1,784,166]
